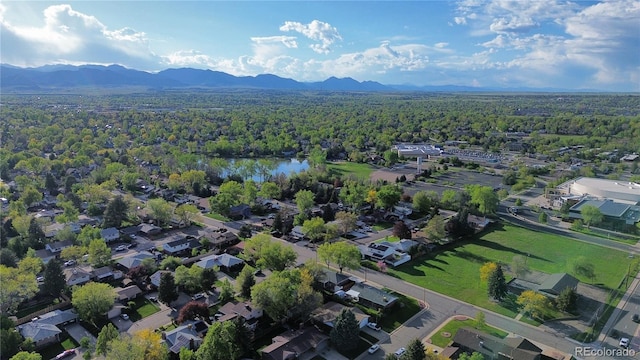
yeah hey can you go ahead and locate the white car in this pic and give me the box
[620,337,630,348]
[395,347,406,356]
[191,293,205,301]
[121,313,129,320]
[367,322,381,331]
[367,344,380,354]
[115,245,127,251]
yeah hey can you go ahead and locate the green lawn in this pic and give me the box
[327,162,373,180]
[429,318,507,347]
[205,213,230,221]
[127,298,160,321]
[386,223,633,317]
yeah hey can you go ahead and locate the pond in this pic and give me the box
[221,158,310,182]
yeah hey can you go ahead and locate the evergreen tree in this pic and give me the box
[158,272,179,306]
[95,323,119,356]
[487,265,507,301]
[104,195,128,228]
[42,259,66,297]
[200,267,218,291]
[330,309,359,351]
[556,287,578,313]
[404,338,426,360]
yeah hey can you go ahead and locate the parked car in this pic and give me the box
[64,260,76,267]
[367,322,381,331]
[121,313,129,320]
[191,293,205,300]
[55,349,76,359]
[367,344,380,354]
[633,314,640,323]
[620,337,630,348]
[395,347,406,356]
[148,296,157,302]
[115,245,128,251]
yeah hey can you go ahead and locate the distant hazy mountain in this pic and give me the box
[1,64,391,92]
[0,64,597,92]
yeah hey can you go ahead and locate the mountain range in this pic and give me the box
[0,64,587,92]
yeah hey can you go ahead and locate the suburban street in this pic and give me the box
[280,238,585,359]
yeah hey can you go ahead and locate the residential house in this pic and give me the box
[163,320,208,354]
[229,204,251,220]
[115,285,143,302]
[139,223,162,236]
[290,225,306,239]
[358,241,411,267]
[359,242,395,260]
[17,309,78,348]
[116,251,155,271]
[44,223,80,238]
[63,268,92,286]
[101,227,120,243]
[447,327,554,360]
[169,216,188,229]
[195,253,244,272]
[467,214,493,233]
[311,302,370,329]
[538,273,579,297]
[217,301,264,330]
[92,266,120,282]
[394,239,418,253]
[150,270,172,288]
[319,269,353,293]
[348,282,398,310]
[162,236,201,255]
[45,240,74,254]
[34,249,56,265]
[261,327,329,360]
[205,231,239,250]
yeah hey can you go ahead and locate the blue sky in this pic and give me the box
[1,1,638,91]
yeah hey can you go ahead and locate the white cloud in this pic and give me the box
[279,20,342,54]
[0,4,159,69]
[489,17,537,33]
[454,17,467,25]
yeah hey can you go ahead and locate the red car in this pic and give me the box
[55,349,76,359]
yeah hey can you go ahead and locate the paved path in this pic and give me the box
[127,308,173,335]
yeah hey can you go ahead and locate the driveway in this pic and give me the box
[127,308,173,335]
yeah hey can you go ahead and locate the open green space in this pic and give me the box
[386,223,633,317]
[327,162,373,180]
[128,298,160,321]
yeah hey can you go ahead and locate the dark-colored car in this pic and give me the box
[632,314,640,323]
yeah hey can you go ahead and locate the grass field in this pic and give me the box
[387,223,633,317]
[328,161,374,180]
[429,318,508,347]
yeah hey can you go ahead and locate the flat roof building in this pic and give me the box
[557,177,640,204]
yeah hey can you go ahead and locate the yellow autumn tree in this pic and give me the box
[479,262,497,282]
[517,290,550,320]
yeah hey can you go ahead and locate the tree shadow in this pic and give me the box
[450,249,490,264]
[471,239,550,263]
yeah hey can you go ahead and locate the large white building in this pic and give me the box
[557,177,640,204]
[553,177,640,226]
